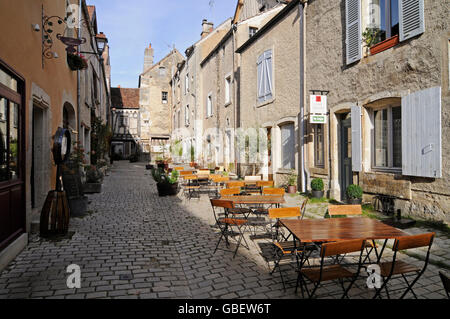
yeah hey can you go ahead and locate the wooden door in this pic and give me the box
[340,114,353,201]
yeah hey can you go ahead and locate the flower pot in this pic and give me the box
[312,190,324,199]
[287,185,297,194]
[347,198,362,205]
[369,35,399,55]
[156,182,178,196]
[83,183,102,194]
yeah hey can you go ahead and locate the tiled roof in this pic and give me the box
[111,88,140,109]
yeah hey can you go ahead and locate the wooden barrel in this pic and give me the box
[40,190,70,237]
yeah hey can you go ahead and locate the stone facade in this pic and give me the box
[304,0,450,221]
[139,47,184,161]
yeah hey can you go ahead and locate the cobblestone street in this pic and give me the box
[0,162,448,299]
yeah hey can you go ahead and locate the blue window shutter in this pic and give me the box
[399,0,425,42]
[402,87,441,178]
[264,50,273,100]
[345,0,361,65]
[257,54,265,103]
[351,105,362,172]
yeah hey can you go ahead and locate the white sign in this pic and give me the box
[310,114,327,124]
[310,95,327,114]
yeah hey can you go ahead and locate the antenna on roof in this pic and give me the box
[209,0,215,9]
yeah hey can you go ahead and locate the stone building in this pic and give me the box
[171,18,232,165]
[201,0,287,174]
[139,45,184,161]
[0,0,111,271]
[78,4,111,164]
[236,1,301,184]
[302,0,449,222]
[110,88,140,159]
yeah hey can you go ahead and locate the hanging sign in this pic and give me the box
[310,114,327,124]
[310,95,327,114]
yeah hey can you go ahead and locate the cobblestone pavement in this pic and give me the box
[0,162,447,299]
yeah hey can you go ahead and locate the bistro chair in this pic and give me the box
[263,187,285,196]
[219,191,253,217]
[179,171,193,176]
[296,239,367,299]
[439,271,450,299]
[268,206,314,290]
[326,204,377,263]
[183,175,200,200]
[373,233,435,299]
[220,188,241,196]
[226,181,245,189]
[244,176,262,194]
[173,167,184,171]
[210,176,230,197]
[210,199,249,259]
[256,180,274,190]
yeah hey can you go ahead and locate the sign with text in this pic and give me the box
[310,95,327,114]
[310,114,327,124]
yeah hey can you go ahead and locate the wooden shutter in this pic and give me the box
[402,87,441,178]
[345,0,361,65]
[351,105,362,172]
[399,0,425,42]
[264,50,273,101]
[257,54,265,103]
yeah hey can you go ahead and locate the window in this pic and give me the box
[185,105,189,126]
[314,124,325,168]
[185,73,189,94]
[177,110,181,128]
[162,91,168,104]
[280,123,295,170]
[120,115,128,127]
[368,0,399,43]
[373,106,401,169]
[206,94,213,118]
[257,50,273,104]
[249,27,258,38]
[159,67,166,76]
[225,76,231,105]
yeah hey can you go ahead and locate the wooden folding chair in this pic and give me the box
[256,180,274,189]
[210,176,230,198]
[219,191,253,216]
[183,175,200,200]
[210,199,249,259]
[326,204,377,263]
[373,233,435,299]
[268,206,314,290]
[252,188,287,216]
[173,167,185,171]
[296,239,366,299]
[439,271,450,299]
[263,187,285,196]
[226,181,245,189]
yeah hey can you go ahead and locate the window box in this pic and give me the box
[370,35,399,56]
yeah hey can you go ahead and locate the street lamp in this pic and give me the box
[95,32,108,57]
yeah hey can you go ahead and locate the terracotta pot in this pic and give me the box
[370,35,399,55]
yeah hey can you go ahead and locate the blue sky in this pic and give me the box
[90,0,236,88]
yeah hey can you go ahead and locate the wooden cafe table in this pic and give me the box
[280,217,409,264]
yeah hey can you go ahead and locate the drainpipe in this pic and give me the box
[232,22,238,176]
[299,0,309,193]
[76,0,82,144]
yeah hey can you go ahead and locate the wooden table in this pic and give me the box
[280,217,409,264]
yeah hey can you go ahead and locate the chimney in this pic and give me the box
[143,43,154,72]
[201,19,214,38]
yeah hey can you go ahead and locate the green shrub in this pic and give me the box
[346,184,363,199]
[310,178,324,191]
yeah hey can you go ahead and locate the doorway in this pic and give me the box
[339,113,353,201]
[31,106,49,209]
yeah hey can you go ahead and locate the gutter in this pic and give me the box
[299,0,309,193]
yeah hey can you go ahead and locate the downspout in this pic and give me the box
[299,0,309,193]
[76,0,82,144]
[232,22,238,175]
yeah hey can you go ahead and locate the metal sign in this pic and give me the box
[310,115,327,124]
[310,95,327,114]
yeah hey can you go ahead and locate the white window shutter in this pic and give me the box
[399,0,425,42]
[257,54,265,103]
[351,105,362,172]
[264,50,273,100]
[402,87,441,178]
[345,0,361,65]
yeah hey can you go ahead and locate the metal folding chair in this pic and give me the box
[296,239,366,299]
[252,188,286,216]
[373,232,435,299]
[268,206,314,290]
[439,271,450,299]
[210,199,249,259]
[183,175,200,200]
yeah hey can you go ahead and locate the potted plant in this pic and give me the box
[190,145,196,167]
[67,53,88,71]
[310,178,324,199]
[346,184,363,205]
[83,165,103,194]
[151,168,179,196]
[287,169,297,194]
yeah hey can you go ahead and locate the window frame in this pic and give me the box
[206,93,213,118]
[249,26,258,38]
[185,105,190,126]
[162,91,168,104]
[224,74,231,105]
[314,124,325,168]
[371,104,402,171]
